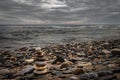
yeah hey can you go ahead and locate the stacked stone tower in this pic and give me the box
[34,50,48,75]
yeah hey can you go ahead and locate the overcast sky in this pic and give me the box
[0,0,120,24]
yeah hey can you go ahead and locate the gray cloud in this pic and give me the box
[0,0,120,24]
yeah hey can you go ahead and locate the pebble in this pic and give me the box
[73,68,84,75]
[69,76,79,80]
[0,69,11,75]
[99,75,117,80]
[111,48,120,56]
[107,64,117,69]
[77,62,92,67]
[79,72,98,80]
[15,65,34,76]
[25,59,34,63]
[60,61,73,69]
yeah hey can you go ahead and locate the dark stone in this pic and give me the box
[52,55,65,64]
[15,65,34,76]
[97,71,113,77]
[4,73,14,79]
[0,69,11,75]
[73,68,84,75]
[99,75,117,80]
[69,59,78,63]
[19,47,28,51]
[79,72,98,80]
[51,71,63,76]
[111,48,120,56]
[112,68,120,73]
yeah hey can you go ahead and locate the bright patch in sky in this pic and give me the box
[41,0,67,9]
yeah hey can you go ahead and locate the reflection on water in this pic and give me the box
[0,25,120,48]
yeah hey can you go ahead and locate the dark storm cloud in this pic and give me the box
[0,0,120,24]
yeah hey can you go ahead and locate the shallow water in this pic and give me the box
[0,25,120,49]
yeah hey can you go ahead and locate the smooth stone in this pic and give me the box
[99,75,117,80]
[33,69,48,75]
[111,48,120,56]
[35,65,47,70]
[107,64,117,68]
[59,75,66,78]
[35,47,41,51]
[80,72,98,80]
[97,71,113,77]
[19,47,28,51]
[15,65,34,76]
[51,71,63,76]
[101,49,111,54]
[52,55,65,64]
[73,68,84,75]
[0,69,11,75]
[112,68,120,73]
[63,70,73,74]
[25,59,34,63]
[76,52,85,57]
[35,62,46,67]
[60,61,73,69]
[92,62,97,65]
[70,76,79,80]
[78,62,92,67]
[102,61,111,65]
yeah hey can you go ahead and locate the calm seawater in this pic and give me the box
[0,25,120,49]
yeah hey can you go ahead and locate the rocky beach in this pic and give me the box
[0,38,120,80]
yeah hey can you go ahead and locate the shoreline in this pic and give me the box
[0,38,120,80]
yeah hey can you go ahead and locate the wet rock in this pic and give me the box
[59,75,66,78]
[99,75,117,80]
[107,64,117,69]
[15,65,34,76]
[111,48,120,56]
[25,58,34,63]
[69,59,78,63]
[34,62,48,75]
[0,69,11,75]
[79,72,98,80]
[101,49,111,54]
[35,47,41,51]
[112,68,120,73]
[60,61,73,69]
[33,69,48,75]
[19,47,28,51]
[102,61,112,65]
[51,71,63,76]
[97,71,113,77]
[63,69,73,74]
[76,52,86,57]
[77,62,92,67]
[52,55,65,64]
[69,76,79,80]
[73,68,84,75]
[28,48,36,53]
[4,73,14,79]
[101,42,109,49]
[92,62,97,65]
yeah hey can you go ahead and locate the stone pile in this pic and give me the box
[33,50,48,75]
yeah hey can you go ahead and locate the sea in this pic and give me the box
[0,25,120,49]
